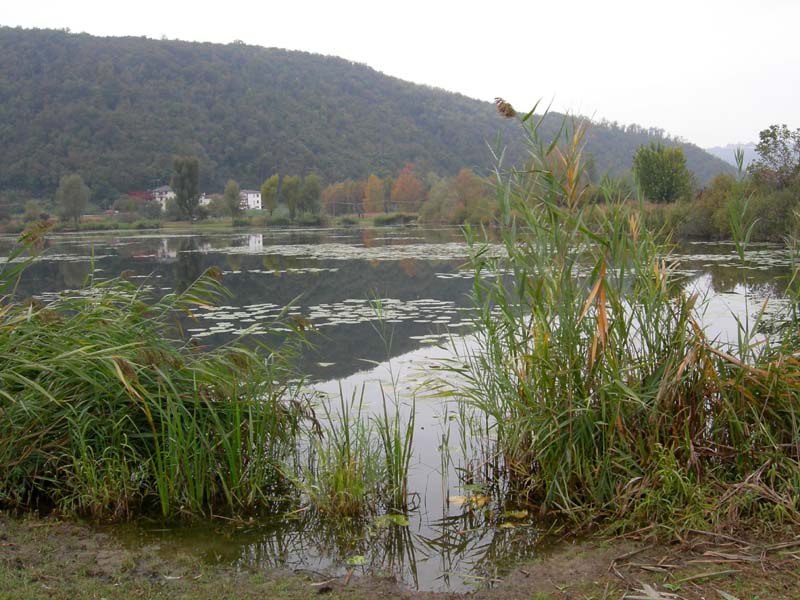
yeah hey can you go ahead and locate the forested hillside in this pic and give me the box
[0,27,732,205]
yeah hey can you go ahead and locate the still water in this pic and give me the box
[1,227,794,590]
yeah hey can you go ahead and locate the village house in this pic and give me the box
[152,185,176,211]
[239,189,262,210]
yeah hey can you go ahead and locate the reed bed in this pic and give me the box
[459,109,800,534]
[0,227,307,520]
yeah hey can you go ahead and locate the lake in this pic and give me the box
[1,226,794,591]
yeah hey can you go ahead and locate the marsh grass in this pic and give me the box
[459,108,800,534]
[376,387,415,512]
[296,371,416,517]
[0,227,307,520]
[296,388,383,518]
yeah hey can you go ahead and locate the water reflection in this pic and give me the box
[174,238,203,293]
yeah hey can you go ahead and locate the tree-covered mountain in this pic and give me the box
[0,27,733,206]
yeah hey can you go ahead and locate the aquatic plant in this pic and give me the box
[0,227,307,520]
[459,106,800,534]
[295,388,383,518]
[376,388,415,512]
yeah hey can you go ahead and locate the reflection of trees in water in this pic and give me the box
[225,253,243,273]
[703,264,787,295]
[174,238,203,293]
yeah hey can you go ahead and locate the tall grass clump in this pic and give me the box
[296,386,415,519]
[296,389,383,518]
[459,107,800,535]
[0,227,307,520]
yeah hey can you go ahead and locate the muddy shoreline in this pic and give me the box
[2,513,799,599]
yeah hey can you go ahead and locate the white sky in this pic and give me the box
[4,0,799,147]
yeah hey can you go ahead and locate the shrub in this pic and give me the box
[296,213,326,227]
[373,212,417,226]
[338,214,360,226]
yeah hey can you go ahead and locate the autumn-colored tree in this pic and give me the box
[363,174,385,214]
[419,169,493,224]
[390,164,425,211]
[322,182,345,216]
[322,179,365,215]
[260,174,279,215]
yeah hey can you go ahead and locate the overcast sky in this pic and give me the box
[5,0,798,147]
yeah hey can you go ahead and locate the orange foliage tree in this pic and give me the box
[390,164,425,212]
[363,174,385,213]
[322,179,365,216]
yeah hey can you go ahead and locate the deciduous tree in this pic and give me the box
[55,173,90,225]
[23,199,46,223]
[390,164,425,211]
[632,144,692,203]
[363,174,384,213]
[750,124,800,189]
[260,174,279,215]
[300,173,321,215]
[223,179,241,222]
[282,175,301,220]
[453,168,487,218]
[170,156,200,219]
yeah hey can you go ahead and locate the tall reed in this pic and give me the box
[459,108,800,533]
[0,229,306,520]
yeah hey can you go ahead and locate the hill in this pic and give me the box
[705,143,757,169]
[0,27,733,206]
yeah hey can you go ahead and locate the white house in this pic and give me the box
[198,193,213,207]
[152,185,176,211]
[239,189,262,210]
